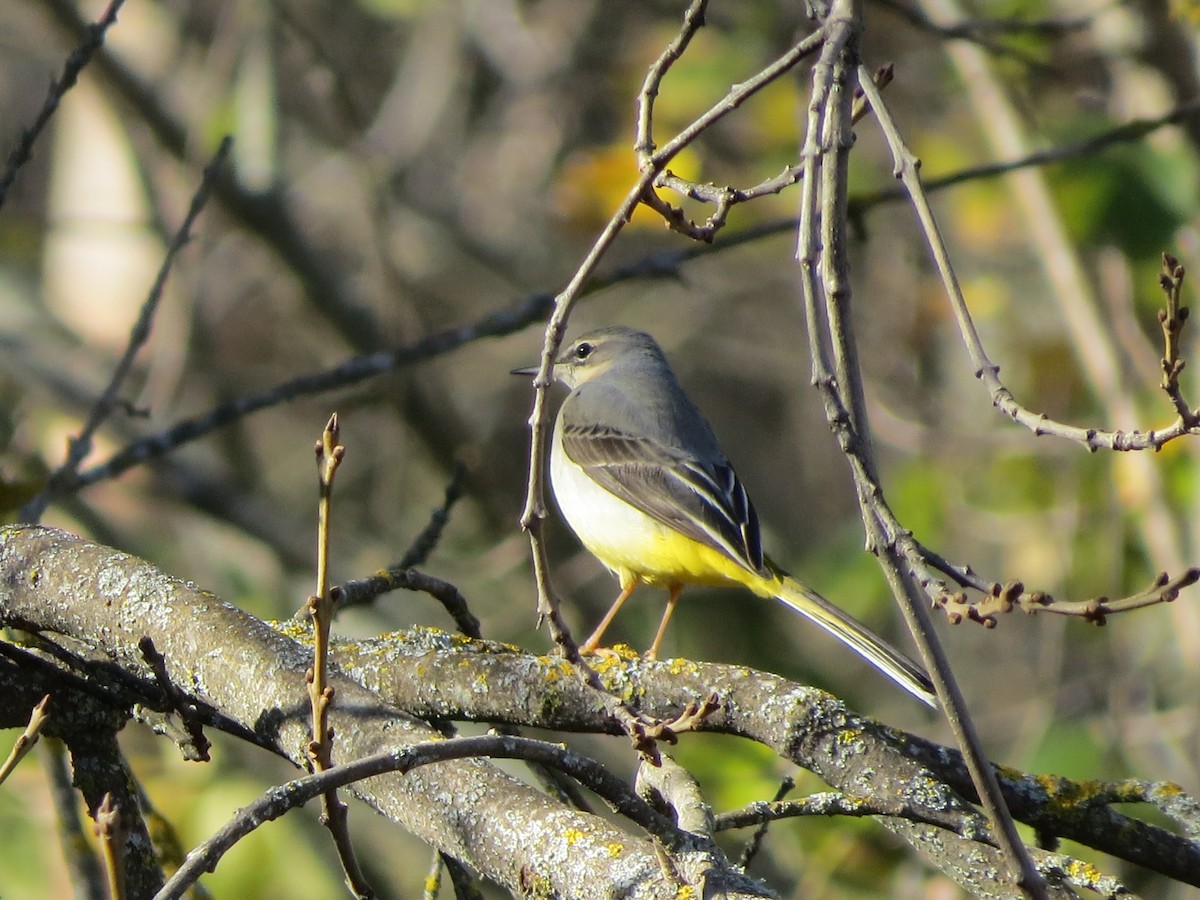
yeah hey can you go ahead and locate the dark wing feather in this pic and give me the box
[561,419,767,577]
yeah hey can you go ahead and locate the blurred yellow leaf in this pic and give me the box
[553,143,702,230]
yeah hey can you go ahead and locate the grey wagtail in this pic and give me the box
[515,326,936,706]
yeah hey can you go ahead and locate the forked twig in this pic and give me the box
[138,637,210,762]
[633,1,825,241]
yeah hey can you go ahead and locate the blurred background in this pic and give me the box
[2,0,1199,896]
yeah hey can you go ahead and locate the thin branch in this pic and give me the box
[0,0,127,211]
[734,777,793,871]
[933,569,1200,627]
[65,292,553,492]
[851,61,1045,897]
[634,0,710,159]
[155,734,681,900]
[869,69,1171,450]
[716,789,978,836]
[20,136,232,523]
[335,568,481,638]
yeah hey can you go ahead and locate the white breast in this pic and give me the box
[549,416,668,582]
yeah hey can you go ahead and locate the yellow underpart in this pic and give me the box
[587,524,777,595]
[550,429,775,594]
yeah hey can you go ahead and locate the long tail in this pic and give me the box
[773,575,937,707]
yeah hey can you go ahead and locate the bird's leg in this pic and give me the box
[579,581,638,654]
[645,584,684,660]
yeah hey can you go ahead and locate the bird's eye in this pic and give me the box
[573,342,593,361]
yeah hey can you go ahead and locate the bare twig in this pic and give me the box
[933,569,1200,627]
[634,0,710,159]
[861,73,1200,452]
[335,567,481,638]
[0,0,127,211]
[0,694,50,786]
[1158,253,1196,423]
[94,793,127,900]
[302,415,372,899]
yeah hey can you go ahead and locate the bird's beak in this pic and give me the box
[510,365,540,377]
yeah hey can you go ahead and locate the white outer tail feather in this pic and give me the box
[773,578,938,708]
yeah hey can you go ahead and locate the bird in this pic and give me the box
[515,325,936,706]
